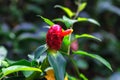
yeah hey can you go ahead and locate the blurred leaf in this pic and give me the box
[53,18,64,22]
[17,33,39,41]
[88,19,100,26]
[79,73,88,80]
[14,23,35,33]
[68,74,78,80]
[77,17,100,26]
[75,59,88,70]
[26,4,42,14]
[1,65,42,78]
[48,51,66,80]
[10,59,31,66]
[0,60,9,67]
[75,34,101,41]
[23,71,34,78]
[0,46,7,60]
[54,5,75,18]
[3,76,25,80]
[78,2,87,12]
[34,44,48,60]
[39,16,54,26]
[74,50,112,71]
[53,16,77,28]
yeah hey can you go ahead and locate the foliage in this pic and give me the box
[0,0,113,80]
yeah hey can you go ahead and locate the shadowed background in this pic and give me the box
[0,0,120,80]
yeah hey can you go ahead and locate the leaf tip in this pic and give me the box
[54,5,61,8]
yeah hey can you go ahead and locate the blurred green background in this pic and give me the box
[0,0,120,80]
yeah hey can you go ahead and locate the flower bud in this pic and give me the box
[46,24,73,50]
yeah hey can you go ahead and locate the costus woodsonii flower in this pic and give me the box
[46,24,73,50]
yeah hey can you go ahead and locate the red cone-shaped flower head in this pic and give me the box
[46,24,73,50]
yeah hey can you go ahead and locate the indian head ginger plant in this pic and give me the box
[34,0,112,79]
[0,0,112,80]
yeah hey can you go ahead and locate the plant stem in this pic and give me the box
[67,0,81,55]
[67,28,72,55]
[74,0,81,19]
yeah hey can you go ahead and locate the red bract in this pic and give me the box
[46,24,73,50]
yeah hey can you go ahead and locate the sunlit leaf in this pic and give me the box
[79,73,88,80]
[78,2,87,12]
[75,34,101,41]
[77,17,87,21]
[48,51,66,80]
[74,50,112,71]
[38,16,54,26]
[77,17,100,26]
[1,65,42,78]
[34,44,48,60]
[68,74,78,80]
[55,5,75,18]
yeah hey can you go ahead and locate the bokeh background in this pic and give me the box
[0,0,120,80]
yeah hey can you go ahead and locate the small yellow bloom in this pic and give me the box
[45,68,68,80]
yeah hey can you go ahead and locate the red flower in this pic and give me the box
[46,24,73,50]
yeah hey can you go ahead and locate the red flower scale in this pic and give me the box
[46,24,73,50]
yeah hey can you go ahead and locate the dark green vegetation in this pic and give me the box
[0,0,120,80]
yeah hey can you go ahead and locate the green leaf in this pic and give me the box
[78,2,87,12]
[34,44,48,60]
[77,17,88,21]
[88,18,100,26]
[10,59,31,66]
[23,71,34,78]
[68,74,78,80]
[79,73,88,80]
[48,51,66,80]
[1,65,42,78]
[75,34,101,41]
[63,16,77,28]
[77,17,100,26]
[39,16,54,26]
[54,5,75,18]
[53,16,77,28]
[25,71,40,80]
[74,50,112,71]
[0,60,9,67]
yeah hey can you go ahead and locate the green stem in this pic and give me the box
[67,27,72,55]
[67,0,81,55]
[74,0,81,19]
